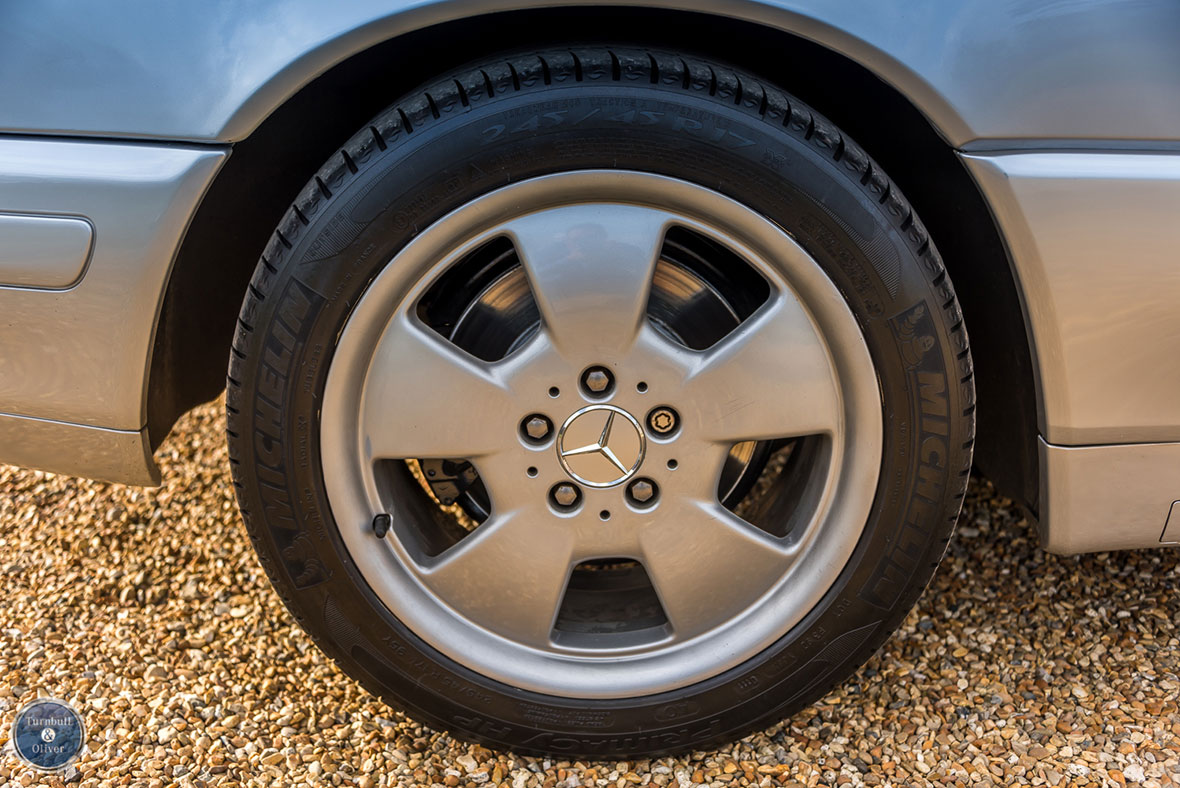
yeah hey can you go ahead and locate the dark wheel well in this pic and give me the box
[148,6,1038,510]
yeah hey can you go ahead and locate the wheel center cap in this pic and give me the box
[557,405,646,488]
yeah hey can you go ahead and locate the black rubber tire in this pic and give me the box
[226,45,975,758]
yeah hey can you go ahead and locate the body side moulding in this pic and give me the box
[1040,439,1180,554]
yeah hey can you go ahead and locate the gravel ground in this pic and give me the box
[1,398,1179,787]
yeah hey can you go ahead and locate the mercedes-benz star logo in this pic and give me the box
[557,405,646,488]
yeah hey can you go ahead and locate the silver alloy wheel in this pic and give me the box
[320,171,882,698]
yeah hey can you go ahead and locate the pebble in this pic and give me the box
[1,398,1178,787]
[143,665,168,681]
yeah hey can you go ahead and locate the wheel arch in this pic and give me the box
[148,6,1039,509]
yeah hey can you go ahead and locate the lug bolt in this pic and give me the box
[522,414,552,442]
[647,407,679,435]
[628,478,658,505]
[551,482,581,509]
[581,366,614,396]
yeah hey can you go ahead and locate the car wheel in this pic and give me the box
[227,46,974,757]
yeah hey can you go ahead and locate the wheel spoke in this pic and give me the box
[683,293,842,442]
[421,511,577,647]
[505,204,671,357]
[639,499,793,638]
[361,312,513,460]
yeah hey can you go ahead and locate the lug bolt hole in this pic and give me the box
[647,406,680,437]
[667,459,678,470]
[627,478,659,507]
[548,386,560,398]
[526,466,538,478]
[636,381,648,393]
[550,483,582,511]
[521,414,553,444]
[599,510,611,521]
[580,365,615,398]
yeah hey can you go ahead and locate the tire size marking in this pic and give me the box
[383,638,495,706]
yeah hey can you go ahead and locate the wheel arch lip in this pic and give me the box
[214,1,974,144]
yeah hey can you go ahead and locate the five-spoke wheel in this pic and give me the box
[320,171,882,697]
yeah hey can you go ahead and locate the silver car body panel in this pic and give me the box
[962,151,1180,553]
[1,0,1178,146]
[963,152,1180,447]
[0,137,225,429]
[0,0,1177,551]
